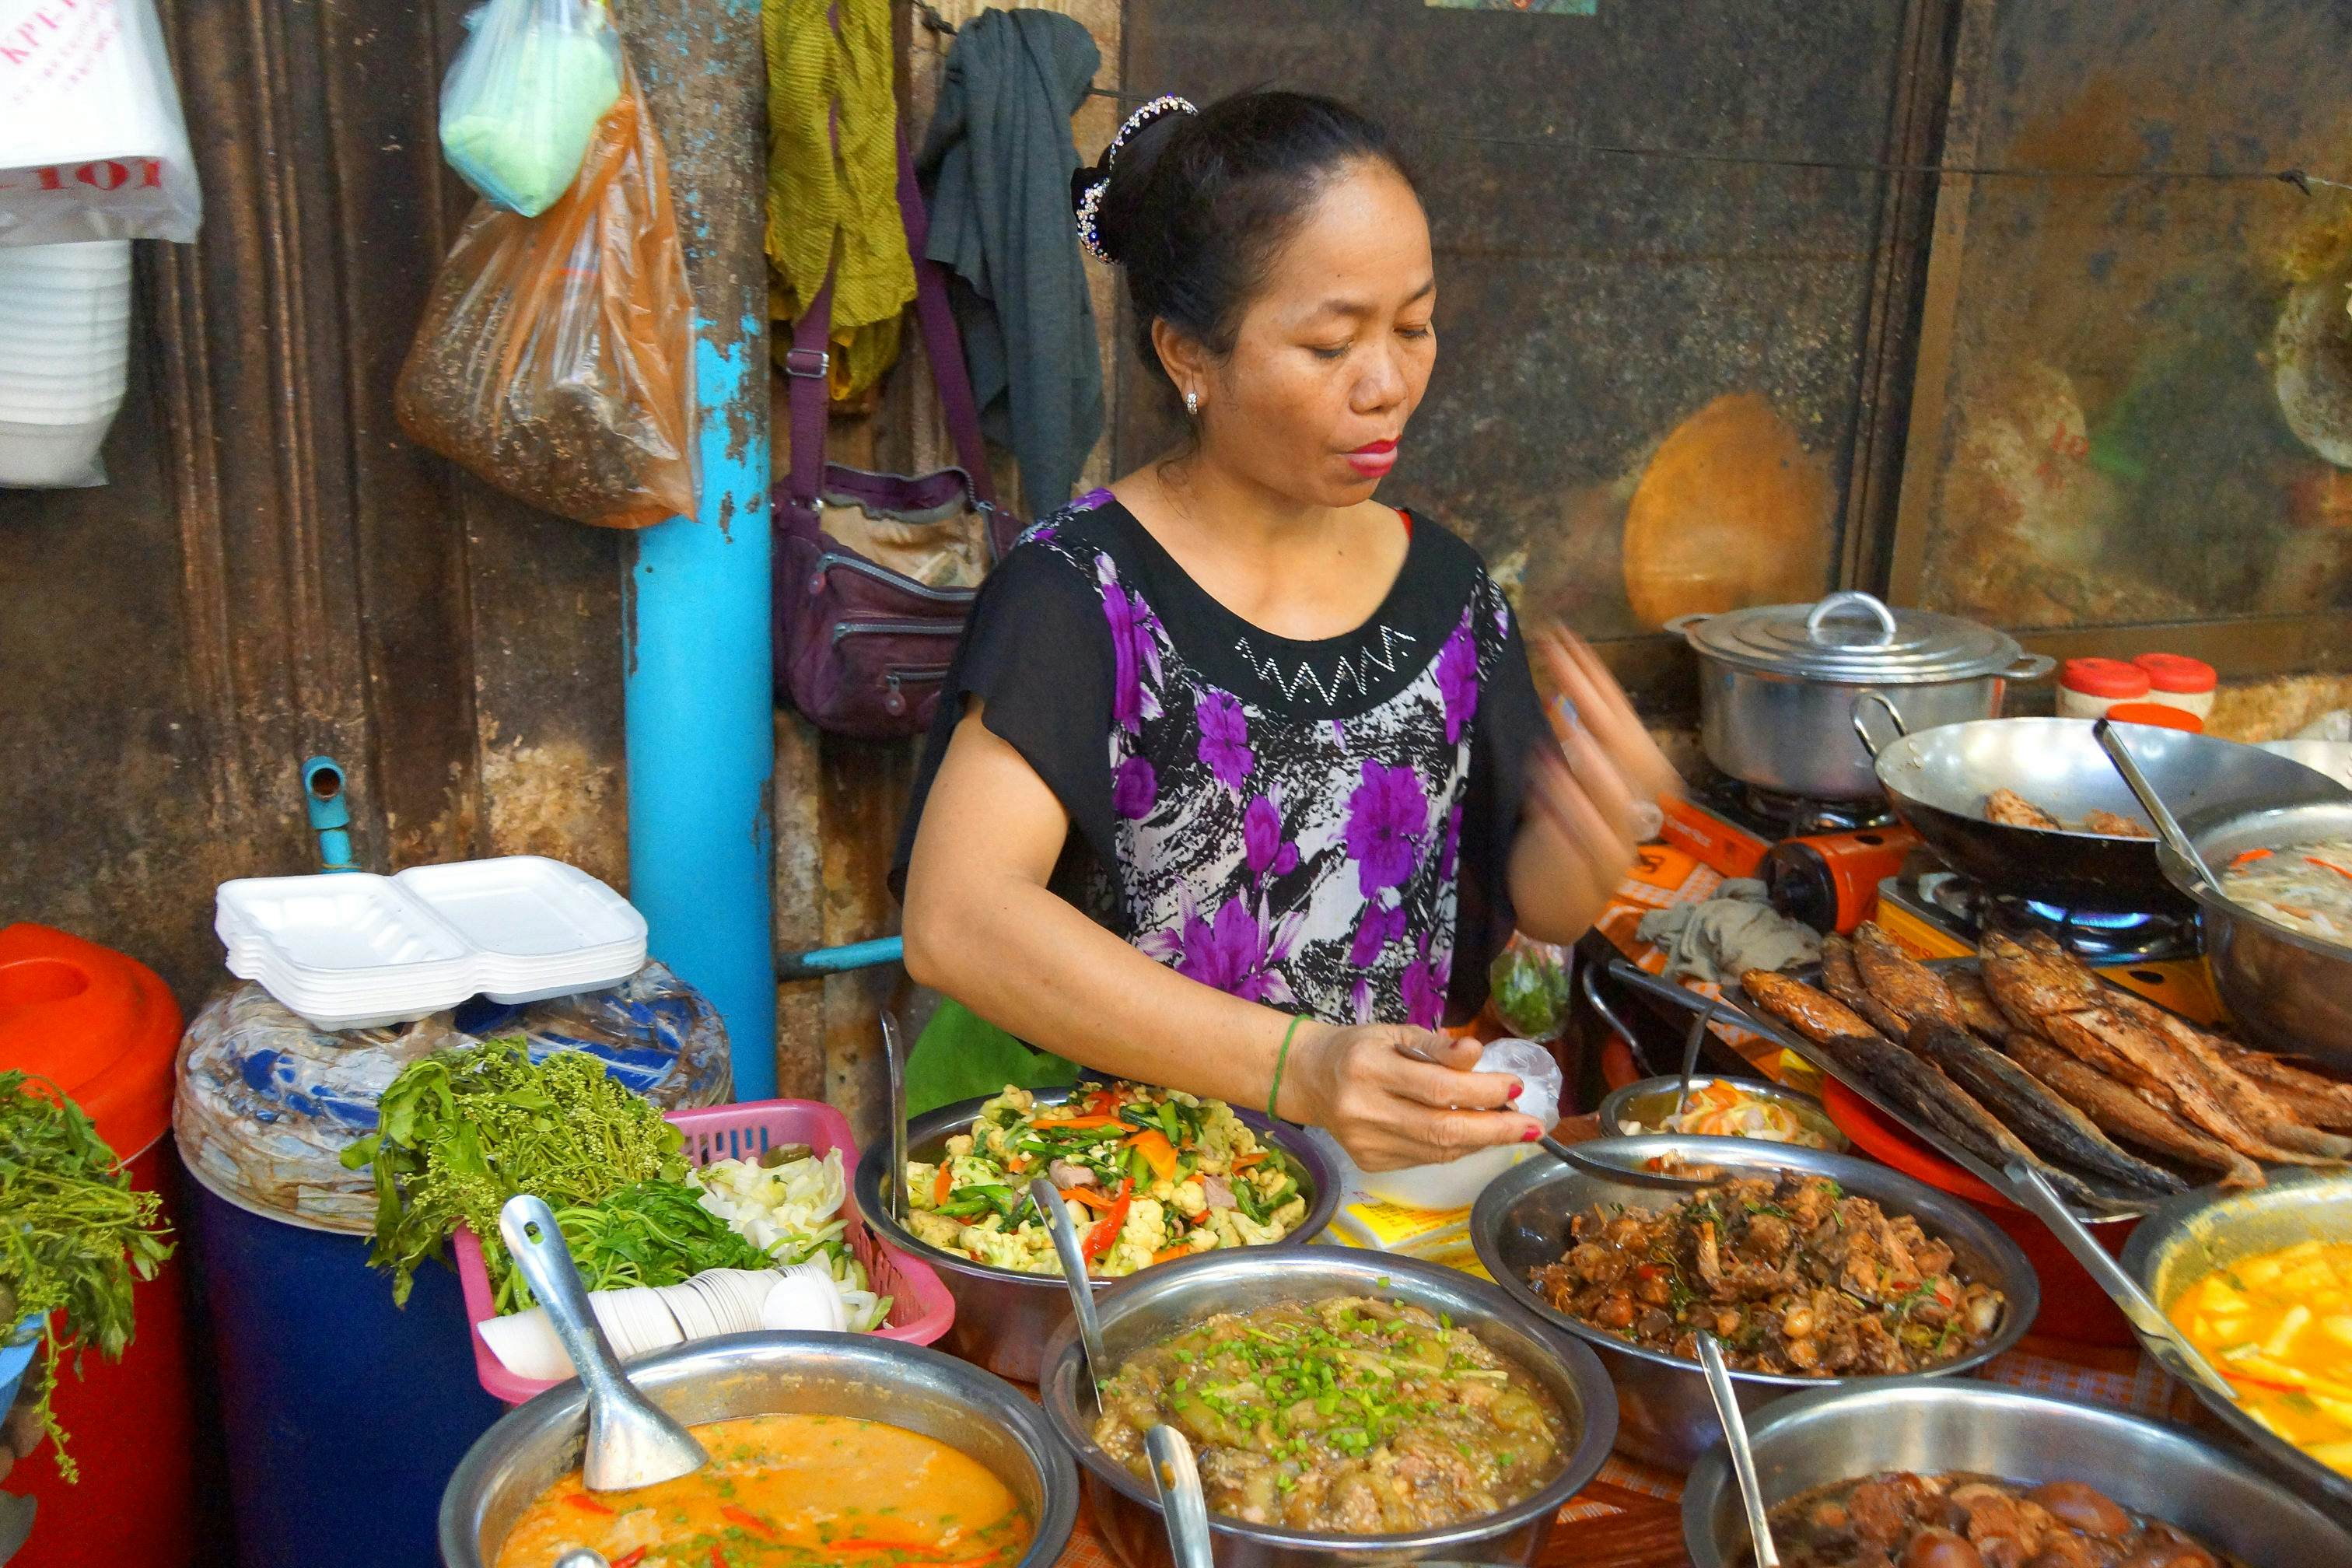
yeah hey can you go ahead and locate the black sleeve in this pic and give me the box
[891,541,1117,901]
[1448,593,1546,1023]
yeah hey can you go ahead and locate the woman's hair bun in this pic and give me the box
[1073,96,1197,267]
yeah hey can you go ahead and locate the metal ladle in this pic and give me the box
[1145,1424,1216,1568]
[1697,1332,1779,1568]
[2094,718,2225,893]
[500,1194,709,1491]
[880,1008,910,1224]
[1028,1175,1110,1415]
[1672,1006,1709,1126]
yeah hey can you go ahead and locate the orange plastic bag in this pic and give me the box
[396,61,697,529]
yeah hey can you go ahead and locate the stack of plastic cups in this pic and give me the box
[0,240,132,487]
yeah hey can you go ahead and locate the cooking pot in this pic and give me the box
[1668,590,2053,800]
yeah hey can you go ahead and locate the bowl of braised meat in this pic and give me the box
[1681,1377,2352,1567]
[1472,1135,2036,1469]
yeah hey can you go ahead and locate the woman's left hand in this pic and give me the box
[1532,625,1683,806]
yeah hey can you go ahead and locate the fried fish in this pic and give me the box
[2004,1032,2265,1188]
[1986,789,2063,830]
[1906,1019,2185,1195]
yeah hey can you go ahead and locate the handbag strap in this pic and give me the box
[783,127,997,534]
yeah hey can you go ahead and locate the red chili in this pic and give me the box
[610,1552,649,1568]
[563,1494,616,1515]
[709,1549,729,1568]
[722,1504,778,1538]
[1082,1177,1134,1262]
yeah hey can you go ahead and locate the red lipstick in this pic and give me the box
[1346,438,1398,478]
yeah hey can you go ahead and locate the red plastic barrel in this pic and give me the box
[0,922,198,1568]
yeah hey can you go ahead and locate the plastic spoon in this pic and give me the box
[1697,1332,1779,1568]
[880,1009,910,1225]
[2000,1162,2238,1404]
[2093,718,2224,892]
[1144,1424,1216,1568]
[1028,1175,1110,1414]
[500,1194,709,1490]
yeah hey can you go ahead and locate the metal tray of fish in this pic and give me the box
[1605,956,2154,1222]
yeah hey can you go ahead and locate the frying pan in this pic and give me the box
[1856,713,2350,913]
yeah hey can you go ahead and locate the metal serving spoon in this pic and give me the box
[500,1194,709,1491]
[1697,1332,1780,1568]
[880,1008,910,1224]
[1145,1424,1216,1568]
[1029,1175,1111,1415]
[2094,718,2224,893]
[1673,1006,1710,1126]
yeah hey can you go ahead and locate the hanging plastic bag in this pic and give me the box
[395,59,698,530]
[0,0,202,245]
[1489,934,1573,1041]
[438,0,623,218]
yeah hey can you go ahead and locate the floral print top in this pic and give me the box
[894,492,1547,1028]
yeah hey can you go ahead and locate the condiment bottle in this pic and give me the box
[2130,653,2216,728]
[2056,657,2151,721]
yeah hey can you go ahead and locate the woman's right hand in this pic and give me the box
[1283,1023,1540,1171]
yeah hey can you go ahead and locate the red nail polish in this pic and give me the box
[1521,1126,1540,1143]
[1507,1080,1524,1102]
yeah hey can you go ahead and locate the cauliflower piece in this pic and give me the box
[967,1224,1055,1275]
[907,1210,964,1251]
[906,1160,943,1213]
[1269,1195,1307,1231]
[944,1132,975,1160]
[1169,1181,1209,1219]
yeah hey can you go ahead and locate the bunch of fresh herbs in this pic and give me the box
[0,1071,173,1481]
[340,1038,683,1305]
[516,1180,775,1314]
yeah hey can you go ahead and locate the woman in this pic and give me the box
[896,90,1680,1170]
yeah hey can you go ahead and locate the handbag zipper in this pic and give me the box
[831,618,965,645]
[882,663,950,716]
[811,551,975,604]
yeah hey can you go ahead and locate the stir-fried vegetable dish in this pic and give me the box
[1532,1174,2003,1374]
[1763,1471,2244,1568]
[1093,1294,1565,1533]
[2169,1238,2352,1477]
[2218,838,2352,947]
[493,1412,1032,1568]
[904,1083,1307,1277]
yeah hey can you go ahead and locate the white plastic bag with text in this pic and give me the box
[0,0,201,245]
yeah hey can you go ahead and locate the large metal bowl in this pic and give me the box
[2156,798,2352,1068]
[439,1332,1079,1568]
[1681,1377,2352,1566]
[1471,1135,2039,1470]
[1039,1249,1616,1568]
[853,1087,1340,1382]
[2122,1166,2352,1515]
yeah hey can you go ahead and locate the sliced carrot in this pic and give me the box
[1231,1150,1268,1171]
[709,1550,729,1568]
[2231,848,2275,869]
[1152,1242,1193,1265]
[1125,1128,1179,1180]
[563,1494,615,1515]
[933,1164,954,1206]
[722,1505,777,1538]
[1008,1153,1029,1173]
[2306,856,2352,883]
[1061,1185,1115,1213]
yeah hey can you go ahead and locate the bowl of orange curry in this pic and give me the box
[440,1332,1078,1568]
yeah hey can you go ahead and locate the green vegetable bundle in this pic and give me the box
[0,1072,173,1481]
[340,1038,683,1305]
[519,1180,773,1315]
[1489,937,1573,1041]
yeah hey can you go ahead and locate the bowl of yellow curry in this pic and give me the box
[2124,1166,2352,1513]
[852,1082,1339,1383]
[439,1332,1078,1568]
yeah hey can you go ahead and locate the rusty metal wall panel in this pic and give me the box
[1118,0,1930,660]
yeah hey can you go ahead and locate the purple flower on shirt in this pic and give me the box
[1243,794,1299,880]
[1349,900,1409,966]
[1168,895,1298,1005]
[1074,487,1115,511]
[1402,940,1453,1030]
[1344,758,1427,895]
[1438,804,1463,882]
[1114,756,1157,819]
[1436,611,1480,745]
[1196,689,1255,789]
[1098,554,1164,733]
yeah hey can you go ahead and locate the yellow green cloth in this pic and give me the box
[762,0,912,400]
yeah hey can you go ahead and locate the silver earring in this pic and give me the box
[1185,390,1200,417]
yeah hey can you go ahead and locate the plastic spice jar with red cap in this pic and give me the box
[2132,653,2217,727]
[2056,657,2151,720]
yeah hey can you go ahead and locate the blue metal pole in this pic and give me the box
[616,0,775,1101]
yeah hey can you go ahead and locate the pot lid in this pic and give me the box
[1673,590,2028,683]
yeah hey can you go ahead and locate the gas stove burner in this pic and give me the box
[1735,782,1896,840]
[1906,866,2201,965]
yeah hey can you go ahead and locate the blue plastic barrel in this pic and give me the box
[186,1174,503,1568]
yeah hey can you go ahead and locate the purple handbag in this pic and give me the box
[774,131,1023,740]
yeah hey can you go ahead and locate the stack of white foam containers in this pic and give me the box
[0,241,132,486]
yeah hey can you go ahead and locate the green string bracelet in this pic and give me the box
[1268,1014,1304,1124]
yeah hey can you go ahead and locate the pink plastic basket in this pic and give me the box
[453,1097,956,1404]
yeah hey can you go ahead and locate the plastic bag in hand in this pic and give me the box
[0,0,201,244]
[395,60,698,530]
[438,0,623,218]
[1488,934,1573,1041]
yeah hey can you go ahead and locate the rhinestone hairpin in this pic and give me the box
[1075,94,1197,264]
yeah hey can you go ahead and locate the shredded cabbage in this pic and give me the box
[687,1150,892,1332]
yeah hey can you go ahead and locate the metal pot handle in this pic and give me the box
[2006,652,2057,681]
[1805,590,1899,647]
[1661,613,1713,636]
[1850,689,1909,759]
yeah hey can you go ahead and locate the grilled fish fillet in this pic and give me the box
[1741,968,1882,1046]
[2082,809,2152,838]
[1853,922,1968,1032]
[1906,1020,2185,1195]
[1986,789,2063,830]
[1819,936,1912,1042]
[2214,1045,2352,1132]
[1944,971,2015,1045]
[2004,1033,2264,1188]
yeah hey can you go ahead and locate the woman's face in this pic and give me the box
[1185,159,1437,509]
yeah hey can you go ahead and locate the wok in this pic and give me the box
[1859,716,2349,912]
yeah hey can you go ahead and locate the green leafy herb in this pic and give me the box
[0,1072,173,1481]
[525,1181,775,1314]
[339,1039,683,1305]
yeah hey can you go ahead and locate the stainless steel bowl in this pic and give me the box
[1039,1250,1617,1568]
[1594,1075,1847,1153]
[2158,798,2352,1068]
[1681,1377,2352,1566]
[1470,1134,2039,1471]
[439,1332,1079,1568]
[853,1087,1340,1382]
[2122,1166,2352,1515]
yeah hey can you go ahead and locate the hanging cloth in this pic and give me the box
[762,0,912,400]
[916,8,1102,511]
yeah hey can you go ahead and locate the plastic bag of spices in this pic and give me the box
[395,57,698,529]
